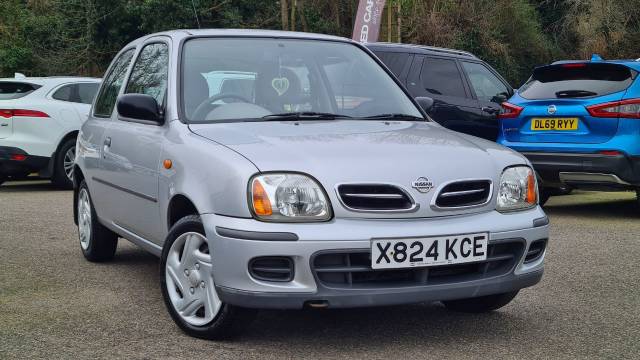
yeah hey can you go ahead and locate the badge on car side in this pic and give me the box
[412,177,434,193]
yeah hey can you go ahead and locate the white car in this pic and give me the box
[0,75,100,188]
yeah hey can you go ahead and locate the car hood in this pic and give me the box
[189,120,527,218]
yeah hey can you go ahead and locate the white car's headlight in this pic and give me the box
[249,173,332,222]
[496,166,538,212]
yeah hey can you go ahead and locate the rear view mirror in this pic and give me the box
[117,94,164,125]
[415,97,434,112]
[492,93,509,104]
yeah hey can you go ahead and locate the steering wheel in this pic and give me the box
[192,93,252,120]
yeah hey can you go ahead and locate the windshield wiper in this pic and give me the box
[358,113,425,121]
[555,90,598,98]
[262,112,352,121]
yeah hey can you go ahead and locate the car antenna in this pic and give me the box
[190,0,201,29]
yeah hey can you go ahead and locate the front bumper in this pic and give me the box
[203,207,548,309]
[522,151,640,189]
[0,146,50,177]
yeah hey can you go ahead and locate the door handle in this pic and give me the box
[102,137,111,158]
[481,107,500,115]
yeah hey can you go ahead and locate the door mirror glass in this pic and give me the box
[415,96,434,112]
[117,94,163,124]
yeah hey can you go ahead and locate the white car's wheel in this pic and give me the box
[160,215,256,339]
[52,138,76,189]
[76,180,118,261]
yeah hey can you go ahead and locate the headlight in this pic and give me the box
[496,166,538,212]
[249,173,332,222]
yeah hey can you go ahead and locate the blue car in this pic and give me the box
[498,55,640,204]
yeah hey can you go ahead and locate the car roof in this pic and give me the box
[550,57,640,72]
[0,76,101,86]
[128,28,352,47]
[364,42,479,60]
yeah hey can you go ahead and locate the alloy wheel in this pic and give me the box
[63,147,76,182]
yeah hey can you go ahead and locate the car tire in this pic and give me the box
[442,291,519,313]
[76,180,118,262]
[538,187,551,206]
[52,138,76,189]
[160,215,256,339]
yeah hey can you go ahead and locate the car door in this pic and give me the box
[459,61,513,141]
[406,56,479,135]
[99,40,170,243]
[81,48,136,219]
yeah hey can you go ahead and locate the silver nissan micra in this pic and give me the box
[73,29,548,339]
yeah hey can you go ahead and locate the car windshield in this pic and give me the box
[181,38,424,123]
[0,81,41,100]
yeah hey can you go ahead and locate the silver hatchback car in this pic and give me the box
[74,29,548,339]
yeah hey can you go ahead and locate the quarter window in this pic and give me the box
[94,49,135,117]
[375,51,411,77]
[461,62,510,102]
[52,83,99,104]
[421,57,467,97]
[125,43,169,105]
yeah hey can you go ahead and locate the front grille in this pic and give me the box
[435,180,491,208]
[249,257,294,282]
[337,184,414,211]
[312,241,524,289]
[524,239,547,263]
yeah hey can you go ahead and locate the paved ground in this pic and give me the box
[1,181,639,359]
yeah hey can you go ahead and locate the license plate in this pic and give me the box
[531,118,578,130]
[371,232,488,270]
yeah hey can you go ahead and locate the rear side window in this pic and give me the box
[519,63,636,100]
[0,82,41,100]
[461,61,510,102]
[94,49,135,117]
[375,51,411,77]
[53,83,100,104]
[421,57,467,97]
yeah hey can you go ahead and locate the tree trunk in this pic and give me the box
[281,0,289,30]
[291,0,297,31]
[298,0,308,32]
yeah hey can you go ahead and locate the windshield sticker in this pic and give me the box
[272,77,290,96]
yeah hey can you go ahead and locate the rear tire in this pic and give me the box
[52,138,76,189]
[160,215,256,339]
[442,291,519,313]
[76,180,118,262]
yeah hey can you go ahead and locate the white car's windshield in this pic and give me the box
[181,38,424,123]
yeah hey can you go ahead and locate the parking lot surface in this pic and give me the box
[1,181,639,359]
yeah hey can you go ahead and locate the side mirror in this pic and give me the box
[492,93,509,104]
[415,96,434,112]
[117,94,163,124]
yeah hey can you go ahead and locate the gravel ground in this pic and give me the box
[1,181,639,359]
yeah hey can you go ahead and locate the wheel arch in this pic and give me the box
[167,194,200,231]
[72,164,85,225]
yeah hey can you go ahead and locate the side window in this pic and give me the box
[374,51,410,77]
[52,84,74,102]
[421,57,467,98]
[77,83,99,104]
[125,43,169,105]
[94,49,135,117]
[461,62,510,102]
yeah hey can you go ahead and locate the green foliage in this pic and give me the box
[1,0,639,85]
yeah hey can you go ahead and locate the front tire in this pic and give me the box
[52,138,76,189]
[442,291,519,313]
[160,215,256,339]
[76,180,118,262]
